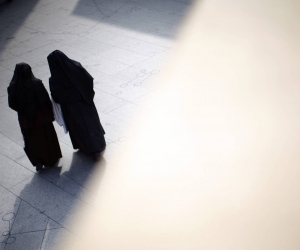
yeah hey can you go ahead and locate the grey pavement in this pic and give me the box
[0,0,192,249]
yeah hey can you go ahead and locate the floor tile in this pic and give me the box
[99,47,149,65]
[9,174,84,231]
[38,167,94,203]
[93,90,128,113]
[14,154,35,172]
[81,55,130,75]
[0,133,25,161]
[11,200,48,234]
[4,230,45,250]
[0,84,8,97]
[0,186,21,243]
[99,113,133,142]
[40,227,74,250]
[0,0,187,247]
[16,143,98,196]
[0,87,9,100]
[107,102,147,124]
[0,106,24,145]
[0,153,34,189]
[0,68,14,83]
[46,219,62,230]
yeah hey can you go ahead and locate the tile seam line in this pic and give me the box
[16,40,63,58]
[8,199,22,229]
[0,63,14,72]
[2,74,151,115]
[47,41,133,66]
[101,12,185,28]
[0,183,79,237]
[11,227,69,236]
[39,141,100,198]
[0,151,91,203]
[4,41,57,58]
[5,174,34,191]
[124,91,153,107]
[0,185,67,233]
[9,21,64,36]
[39,217,50,250]
[83,34,170,53]
[47,141,100,190]
[93,85,152,105]
[82,57,129,68]
[84,12,177,37]
[127,49,168,68]
[83,4,185,29]
[71,0,187,14]
[79,25,171,48]
[88,53,149,66]
[0,151,91,205]
[11,229,47,236]
[16,199,65,232]
[0,54,28,71]
[20,23,67,36]
[0,136,32,165]
[0,134,24,151]
[61,40,152,64]
[91,65,151,93]
[9,25,171,57]
[27,172,93,205]
[2,194,22,249]
[86,0,132,31]
[92,87,133,103]
[73,30,171,56]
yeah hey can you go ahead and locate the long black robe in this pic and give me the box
[47,50,105,155]
[8,63,62,167]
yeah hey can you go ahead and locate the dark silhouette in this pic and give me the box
[47,50,106,161]
[7,63,62,171]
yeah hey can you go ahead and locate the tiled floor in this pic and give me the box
[0,0,192,249]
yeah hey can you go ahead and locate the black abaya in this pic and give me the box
[8,63,62,168]
[47,50,106,155]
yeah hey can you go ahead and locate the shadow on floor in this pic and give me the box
[0,0,41,63]
[1,151,106,250]
[72,0,194,39]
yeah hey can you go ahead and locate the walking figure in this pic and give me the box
[47,50,106,160]
[7,63,62,171]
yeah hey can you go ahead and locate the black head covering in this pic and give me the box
[47,50,94,105]
[7,63,48,120]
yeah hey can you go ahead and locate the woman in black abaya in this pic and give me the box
[47,50,106,160]
[7,63,62,171]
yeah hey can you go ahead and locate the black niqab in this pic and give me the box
[7,63,48,120]
[47,50,94,105]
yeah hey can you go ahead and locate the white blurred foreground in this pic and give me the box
[62,0,300,249]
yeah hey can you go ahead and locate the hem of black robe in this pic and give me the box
[70,134,106,155]
[23,123,62,167]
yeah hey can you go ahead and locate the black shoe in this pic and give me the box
[93,152,101,161]
[36,163,43,172]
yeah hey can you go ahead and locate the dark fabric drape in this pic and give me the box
[7,63,62,167]
[47,50,94,105]
[7,63,48,121]
[47,50,106,155]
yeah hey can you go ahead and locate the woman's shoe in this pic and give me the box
[93,152,100,161]
[36,163,43,172]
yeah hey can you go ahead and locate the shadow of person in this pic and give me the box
[36,162,63,186]
[63,150,107,195]
[4,151,107,249]
[4,172,78,250]
[72,0,194,39]
[0,0,40,57]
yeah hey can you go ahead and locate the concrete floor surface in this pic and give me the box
[0,0,192,249]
